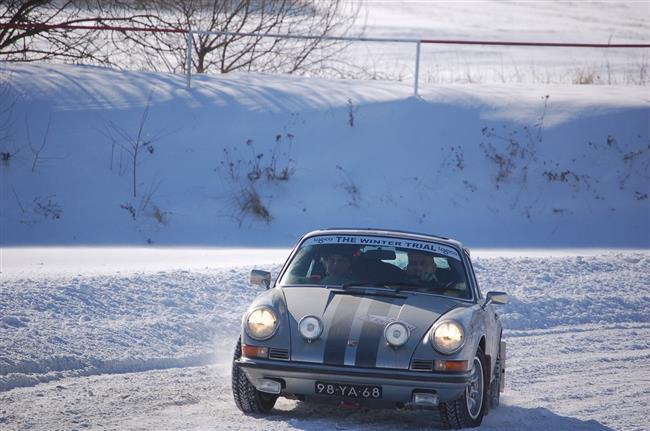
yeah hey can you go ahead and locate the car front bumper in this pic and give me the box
[235,357,471,405]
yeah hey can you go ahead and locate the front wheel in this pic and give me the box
[231,339,278,414]
[439,349,488,429]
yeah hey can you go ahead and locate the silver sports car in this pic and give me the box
[232,228,507,429]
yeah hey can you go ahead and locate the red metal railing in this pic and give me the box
[2,22,649,92]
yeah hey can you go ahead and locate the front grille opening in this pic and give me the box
[411,359,434,371]
[269,348,290,360]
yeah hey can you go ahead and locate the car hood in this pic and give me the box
[282,286,463,369]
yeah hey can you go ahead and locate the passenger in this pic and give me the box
[406,251,439,284]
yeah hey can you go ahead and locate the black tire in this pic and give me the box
[490,344,502,409]
[439,348,488,429]
[231,339,278,414]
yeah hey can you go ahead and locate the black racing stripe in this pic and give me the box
[354,298,396,368]
[323,295,362,366]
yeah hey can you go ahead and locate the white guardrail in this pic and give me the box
[185,30,424,94]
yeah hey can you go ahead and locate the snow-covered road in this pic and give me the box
[1,249,649,430]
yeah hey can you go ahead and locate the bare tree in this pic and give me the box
[1,1,361,75]
[113,0,361,75]
[100,94,172,198]
[0,1,154,64]
[103,99,150,198]
[26,112,51,172]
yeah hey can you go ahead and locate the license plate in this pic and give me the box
[315,381,382,399]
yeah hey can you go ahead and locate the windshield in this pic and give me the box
[278,234,471,299]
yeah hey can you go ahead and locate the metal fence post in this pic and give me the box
[414,41,421,96]
[186,31,192,89]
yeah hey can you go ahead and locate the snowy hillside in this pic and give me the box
[1,63,648,247]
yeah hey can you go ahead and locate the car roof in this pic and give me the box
[302,228,465,250]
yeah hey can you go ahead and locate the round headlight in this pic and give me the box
[246,307,278,340]
[431,320,465,354]
[298,315,323,341]
[384,321,410,347]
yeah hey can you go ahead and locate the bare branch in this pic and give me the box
[26,112,51,172]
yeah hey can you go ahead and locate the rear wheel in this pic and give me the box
[439,349,488,429]
[231,339,278,414]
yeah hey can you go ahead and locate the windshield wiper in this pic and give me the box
[341,281,387,289]
[341,281,423,291]
[385,282,426,291]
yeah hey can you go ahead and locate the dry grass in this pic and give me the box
[240,187,271,223]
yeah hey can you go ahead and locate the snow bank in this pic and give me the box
[0,262,279,391]
[1,63,648,247]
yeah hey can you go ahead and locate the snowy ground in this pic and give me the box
[1,248,649,430]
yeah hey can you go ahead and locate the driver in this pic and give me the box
[320,246,357,285]
[406,251,438,284]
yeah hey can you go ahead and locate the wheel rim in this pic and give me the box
[466,355,484,419]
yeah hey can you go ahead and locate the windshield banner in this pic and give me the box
[302,235,461,261]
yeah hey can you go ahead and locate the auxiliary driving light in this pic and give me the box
[255,379,282,394]
[299,315,323,341]
[412,392,439,406]
[384,321,410,347]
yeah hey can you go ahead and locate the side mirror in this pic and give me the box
[485,291,508,306]
[250,270,271,289]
